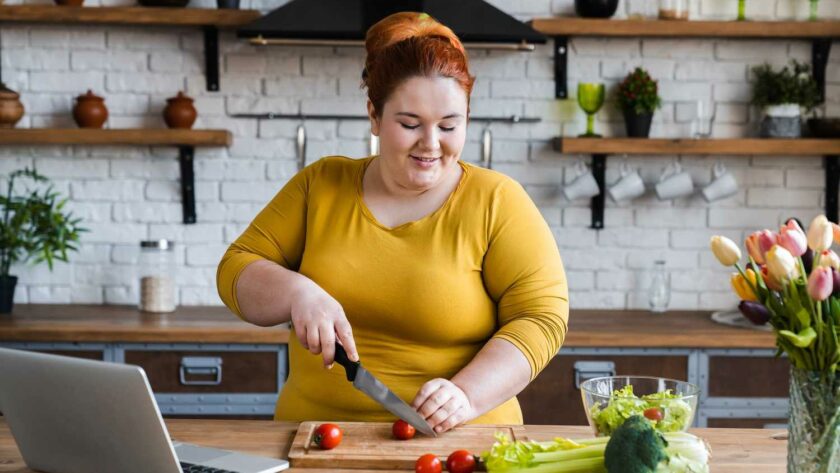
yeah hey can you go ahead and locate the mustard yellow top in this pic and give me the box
[217,156,568,424]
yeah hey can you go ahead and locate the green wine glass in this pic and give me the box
[577,82,605,138]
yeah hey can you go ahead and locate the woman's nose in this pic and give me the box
[419,126,441,151]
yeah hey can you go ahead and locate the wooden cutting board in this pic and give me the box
[288,421,526,470]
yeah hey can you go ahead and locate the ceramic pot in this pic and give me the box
[73,90,108,129]
[163,91,197,129]
[760,103,801,138]
[0,83,24,129]
[54,0,84,5]
[623,109,654,138]
[574,0,620,18]
[0,275,17,315]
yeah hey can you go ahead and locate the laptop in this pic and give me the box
[0,347,289,473]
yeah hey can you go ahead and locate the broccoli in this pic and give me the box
[604,416,668,473]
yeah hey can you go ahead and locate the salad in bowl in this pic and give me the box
[580,376,699,436]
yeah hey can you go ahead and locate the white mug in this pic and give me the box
[655,161,694,200]
[608,160,646,202]
[563,161,600,201]
[702,162,738,202]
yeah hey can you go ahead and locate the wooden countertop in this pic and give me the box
[0,305,776,348]
[0,419,787,472]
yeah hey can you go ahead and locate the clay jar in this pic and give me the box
[163,92,197,129]
[73,90,108,128]
[0,83,25,128]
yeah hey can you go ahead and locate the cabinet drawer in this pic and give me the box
[124,350,279,393]
[707,417,788,429]
[519,354,689,425]
[708,356,789,398]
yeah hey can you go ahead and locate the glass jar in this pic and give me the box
[138,239,176,313]
[648,260,671,313]
[659,0,689,20]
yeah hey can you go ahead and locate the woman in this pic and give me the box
[217,12,568,433]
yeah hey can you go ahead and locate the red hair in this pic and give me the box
[362,12,475,116]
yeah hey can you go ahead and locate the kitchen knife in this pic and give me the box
[333,344,436,437]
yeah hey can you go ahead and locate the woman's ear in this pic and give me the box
[367,100,380,136]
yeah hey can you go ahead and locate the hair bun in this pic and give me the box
[365,12,465,71]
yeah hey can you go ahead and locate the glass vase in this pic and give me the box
[809,0,819,21]
[787,366,840,473]
[737,0,746,20]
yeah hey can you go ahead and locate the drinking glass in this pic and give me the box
[649,260,671,313]
[692,100,714,139]
[737,0,746,20]
[577,83,606,138]
[809,0,819,20]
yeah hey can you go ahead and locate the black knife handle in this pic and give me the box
[334,343,359,382]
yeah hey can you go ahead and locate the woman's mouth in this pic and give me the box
[410,155,440,168]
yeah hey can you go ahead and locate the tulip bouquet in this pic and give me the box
[711,216,839,473]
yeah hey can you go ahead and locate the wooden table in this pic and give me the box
[0,419,786,472]
[0,305,775,348]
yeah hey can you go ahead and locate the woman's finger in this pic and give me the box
[334,317,358,362]
[306,322,321,355]
[436,408,465,433]
[319,322,336,367]
[411,379,444,409]
[418,387,453,419]
[295,323,309,350]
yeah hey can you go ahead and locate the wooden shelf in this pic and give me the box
[0,5,260,27]
[553,137,840,156]
[0,128,232,147]
[530,17,840,38]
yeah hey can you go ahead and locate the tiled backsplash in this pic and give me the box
[1,0,838,309]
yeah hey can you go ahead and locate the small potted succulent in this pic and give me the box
[616,67,662,138]
[751,61,820,138]
[0,168,86,314]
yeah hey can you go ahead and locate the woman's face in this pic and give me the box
[368,76,468,192]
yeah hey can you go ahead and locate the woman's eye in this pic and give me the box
[440,126,455,132]
[400,123,419,130]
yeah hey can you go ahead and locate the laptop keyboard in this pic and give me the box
[180,461,238,473]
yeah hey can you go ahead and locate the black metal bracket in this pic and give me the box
[553,36,568,99]
[203,26,220,92]
[812,39,833,104]
[826,155,840,224]
[590,154,607,230]
[179,146,197,224]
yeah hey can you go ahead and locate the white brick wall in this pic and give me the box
[2,0,838,310]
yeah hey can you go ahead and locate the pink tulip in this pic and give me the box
[778,220,808,257]
[807,266,833,301]
[745,230,777,264]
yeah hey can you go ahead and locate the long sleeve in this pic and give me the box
[482,180,569,381]
[215,162,311,317]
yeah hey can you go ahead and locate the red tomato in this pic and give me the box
[392,419,416,440]
[415,453,442,473]
[312,423,342,450]
[446,450,476,473]
[644,407,664,421]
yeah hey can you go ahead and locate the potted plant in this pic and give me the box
[0,167,86,314]
[616,67,662,138]
[751,60,820,138]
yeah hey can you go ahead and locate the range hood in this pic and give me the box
[238,0,546,51]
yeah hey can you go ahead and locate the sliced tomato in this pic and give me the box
[312,423,342,450]
[644,407,664,421]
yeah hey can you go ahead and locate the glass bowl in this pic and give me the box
[580,376,699,436]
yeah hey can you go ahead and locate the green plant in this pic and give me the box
[751,60,820,111]
[616,67,662,115]
[0,167,86,277]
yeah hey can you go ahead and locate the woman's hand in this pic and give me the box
[411,378,476,433]
[289,278,359,367]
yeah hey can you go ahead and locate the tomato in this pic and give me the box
[392,419,416,440]
[446,449,476,473]
[644,407,664,421]
[312,423,342,450]
[415,453,442,473]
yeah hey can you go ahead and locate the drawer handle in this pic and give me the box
[179,357,223,386]
[574,361,616,389]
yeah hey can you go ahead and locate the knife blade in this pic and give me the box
[334,344,437,437]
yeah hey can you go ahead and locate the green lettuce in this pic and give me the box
[589,385,693,436]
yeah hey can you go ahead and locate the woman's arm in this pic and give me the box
[235,259,360,366]
[412,338,531,433]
